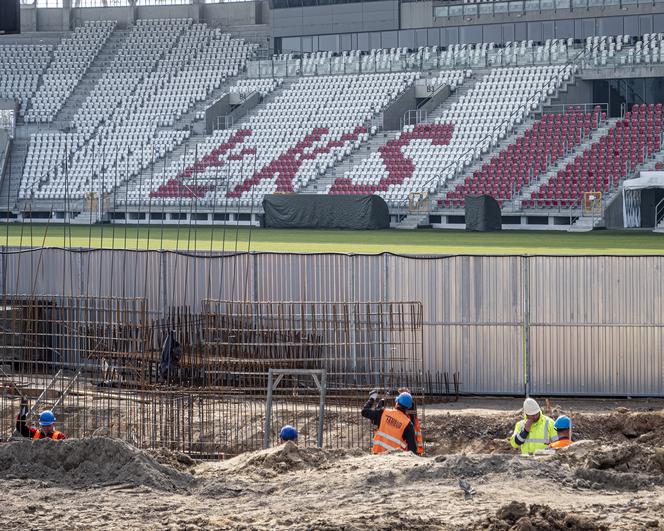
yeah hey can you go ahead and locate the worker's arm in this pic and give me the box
[15,412,36,439]
[403,421,418,454]
[361,398,383,426]
[509,420,529,448]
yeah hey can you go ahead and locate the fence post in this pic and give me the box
[317,370,327,448]
[523,256,531,397]
[263,369,274,449]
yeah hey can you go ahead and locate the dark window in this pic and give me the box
[460,25,482,44]
[555,19,574,38]
[382,31,398,49]
[341,33,352,51]
[427,28,440,46]
[319,34,339,52]
[502,23,515,42]
[623,16,638,37]
[399,29,415,48]
[514,22,527,41]
[484,24,502,44]
[369,31,381,49]
[358,32,369,50]
[639,15,652,35]
[598,17,622,36]
[542,21,554,40]
[528,21,542,42]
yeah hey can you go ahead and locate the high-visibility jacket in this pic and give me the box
[32,429,66,440]
[413,416,424,456]
[509,414,556,455]
[372,408,410,454]
[549,437,571,449]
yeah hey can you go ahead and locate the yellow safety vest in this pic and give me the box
[509,415,556,455]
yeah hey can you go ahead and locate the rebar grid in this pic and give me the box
[0,296,424,457]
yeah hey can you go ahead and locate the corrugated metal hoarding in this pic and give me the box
[0,248,661,397]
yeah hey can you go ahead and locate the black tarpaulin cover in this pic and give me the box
[464,195,502,232]
[263,194,390,229]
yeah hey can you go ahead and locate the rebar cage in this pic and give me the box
[0,295,424,458]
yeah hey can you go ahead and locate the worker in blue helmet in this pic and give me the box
[549,416,572,449]
[15,398,66,440]
[279,425,298,444]
[362,389,418,454]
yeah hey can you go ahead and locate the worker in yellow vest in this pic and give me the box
[549,416,572,449]
[509,397,556,455]
[362,390,418,454]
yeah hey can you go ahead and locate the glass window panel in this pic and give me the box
[446,27,459,45]
[514,22,527,40]
[603,0,618,5]
[449,5,463,16]
[555,19,574,38]
[541,0,554,9]
[282,37,301,53]
[479,2,493,13]
[598,16,622,35]
[556,0,571,8]
[357,32,369,50]
[434,6,448,18]
[655,14,664,27]
[302,36,313,53]
[621,0,637,4]
[542,21,554,39]
[427,28,441,46]
[582,18,595,37]
[484,24,502,43]
[494,2,508,12]
[525,0,539,11]
[36,0,64,5]
[351,33,358,50]
[528,22,543,41]
[341,33,352,51]
[572,0,587,7]
[587,0,603,5]
[502,23,515,42]
[382,31,398,49]
[463,4,477,15]
[318,34,339,52]
[370,32,381,50]
[416,29,427,47]
[460,25,482,44]
[623,16,638,36]
[509,1,524,13]
[639,15,652,34]
[399,29,415,48]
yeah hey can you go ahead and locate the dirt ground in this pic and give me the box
[0,397,663,530]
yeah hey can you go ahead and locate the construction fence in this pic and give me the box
[0,249,662,456]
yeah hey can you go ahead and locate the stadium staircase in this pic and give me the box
[0,137,29,211]
[51,29,129,128]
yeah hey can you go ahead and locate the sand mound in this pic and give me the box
[469,501,609,530]
[204,441,364,476]
[0,437,194,490]
[553,440,664,490]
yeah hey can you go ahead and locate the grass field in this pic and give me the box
[0,224,663,254]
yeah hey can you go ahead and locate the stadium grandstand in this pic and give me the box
[1,0,664,231]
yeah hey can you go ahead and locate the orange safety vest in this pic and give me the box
[549,438,571,449]
[413,416,424,456]
[33,430,65,440]
[372,408,410,454]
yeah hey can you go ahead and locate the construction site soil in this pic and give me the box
[1,398,663,530]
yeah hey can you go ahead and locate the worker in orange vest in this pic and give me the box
[15,399,66,440]
[549,416,572,449]
[362,390,418,454]
[396,386,424,455]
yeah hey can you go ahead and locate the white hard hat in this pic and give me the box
[523,398,541,416]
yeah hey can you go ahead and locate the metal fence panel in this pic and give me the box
[529,256,664,396]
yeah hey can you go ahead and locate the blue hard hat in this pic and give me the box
[554,415,571,430]
[39,410,56,427]
[279,425,298,441]
[395,392,413,409]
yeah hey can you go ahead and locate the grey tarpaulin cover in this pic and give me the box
[263,194,390,229]
[464,195,502,231]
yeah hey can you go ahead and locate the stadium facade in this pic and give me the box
[1,0,664,230]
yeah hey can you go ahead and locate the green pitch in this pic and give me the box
[0,224,663,255]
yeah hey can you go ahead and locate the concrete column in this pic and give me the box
[20,6,38,32]
[192,0,202,24]
[62,0,72,31]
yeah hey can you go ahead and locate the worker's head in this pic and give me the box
[554,415,572,438]
[523,398,541,421]
[397,387,417,412]
[395,392,413,412]
[279,425,298,444]
[39,410,56,433]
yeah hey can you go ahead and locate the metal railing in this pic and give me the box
[655,197,664,228]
